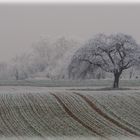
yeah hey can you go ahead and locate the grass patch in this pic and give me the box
[68,87,138,91]
[0,79,139,87]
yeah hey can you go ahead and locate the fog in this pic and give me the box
[0,4,140,62]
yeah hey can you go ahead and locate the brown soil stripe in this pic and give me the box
[28,94,63,136]
[100,95,140,132]
[51,93,103,137]
[88,95,140,133]
[73,92,140,137]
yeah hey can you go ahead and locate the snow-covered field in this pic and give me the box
[0,136,140,140]
[0,85,139,95]
[0,80,139,139]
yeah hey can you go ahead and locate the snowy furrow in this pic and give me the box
[38,93,94,136]
[84,92,140,135]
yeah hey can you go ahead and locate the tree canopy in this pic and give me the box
[68,33,140,88]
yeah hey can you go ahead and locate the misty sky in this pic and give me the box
[0,4,140,62]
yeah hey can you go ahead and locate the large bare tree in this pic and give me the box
[69,33,140,88]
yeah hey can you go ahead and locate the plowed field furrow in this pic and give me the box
[54,93,105,135]
[62,92,125,136]
[127,94,140,112]
[0,87,139,138]
[21,94,55,137]
[64,93,113,135]
[0,98,14,136]
[0,107,13,136]
[111,95,140,129]
[15,97,44,137]
[0,95,19,136]
[88,93,140,134]
[0,115,5,136]
[26,94,64,136]
[30,94,67,136]
[51,93,103,137]
[2,94,32,136]
[129,96,140,110]
[69,93,131,136]
[123,95,140,116]
[83,93,140,135]
[8,95,40,136]
[37,93,93,136]
[16,94,46,137]
[73,92,140,137]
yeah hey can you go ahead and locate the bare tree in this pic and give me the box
[45,37,81,79]
[11,53,32,80]
[31,38,52,72]
[68,58,104,79]
[0,62,11,80]
[69,33,140,88]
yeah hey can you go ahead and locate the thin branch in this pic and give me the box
[78,58,93,65]
[108,52,115,66]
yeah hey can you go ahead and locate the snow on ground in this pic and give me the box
[0,86,139,95]
[0,136,140,140]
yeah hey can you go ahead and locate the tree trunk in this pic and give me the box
[113,73,121,88]
[15,69,19,80]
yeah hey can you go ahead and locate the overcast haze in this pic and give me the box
[0,4,140,62]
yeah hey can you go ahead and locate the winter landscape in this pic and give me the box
[0,3,140,140]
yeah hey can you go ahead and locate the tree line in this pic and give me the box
[0,33,140,88]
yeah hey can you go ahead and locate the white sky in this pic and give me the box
[0,0,140,3]
[0,3,140,62]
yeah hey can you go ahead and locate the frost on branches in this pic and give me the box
[68,33,140,88]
